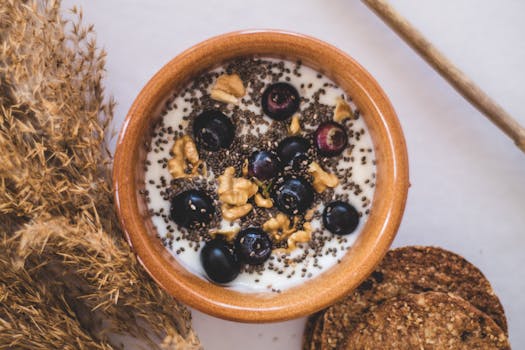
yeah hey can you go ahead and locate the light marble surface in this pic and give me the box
[62,0,525,348]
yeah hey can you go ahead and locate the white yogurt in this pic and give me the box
[144,58,376,293]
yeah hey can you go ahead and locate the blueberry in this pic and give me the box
[276,136,311,168]
[193,110,235,151]
[322,201,359,235]
[170,190,215,229]
[314,121,348,157]
[248,151,281,181]
[234,227,272,265]
[261,82,300,121]
[200,238,240,284]
[272,177,314,215]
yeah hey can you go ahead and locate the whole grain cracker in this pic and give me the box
[310,314,325,350]
[321,246,507,350]
[303,312,324,350]
[344,292,509,350]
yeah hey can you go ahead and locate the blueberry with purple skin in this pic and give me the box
[170,189,215,229]
[272,177,314,215]
[248,150,281,180]
[193,109,235,151]
[234,227,272,265]
[277,136,311,168]
[200,238,240,284]
[322,201,359,235]
[261,82,300,121]
[314,121,348,157]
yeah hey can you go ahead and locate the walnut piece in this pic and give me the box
[308,161,339,193]
[167,135,204,179]
[241,158,249,177]
[272,221,313,253]
[304,208,315,221]
[209,227,240,241]
[263,213,297,241]
[254,193,273,208]
[289,113,301,135]
[262,212,314,253]
[210,90,238,105]
[221,190,249,206]
[210,74,245,105]
[217,166,257,221]
[285,222,313,252]
[333,97,352,122]
[221,203,253,221]
[232,178,258,197]
[183,137,199,164]
[217,166,235,194]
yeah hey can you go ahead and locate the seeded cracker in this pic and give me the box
[310,314,325,350]
[320,246,507,350]
[303,312,324,350]
[344,292,510,350]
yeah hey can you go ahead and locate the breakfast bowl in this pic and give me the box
[113,30,409,322]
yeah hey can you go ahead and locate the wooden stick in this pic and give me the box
[362,0,525,153]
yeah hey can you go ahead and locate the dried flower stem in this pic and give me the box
[0,1,200,349]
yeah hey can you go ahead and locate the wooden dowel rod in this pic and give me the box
[362,0,525,153]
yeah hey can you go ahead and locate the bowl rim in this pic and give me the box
[113,29,409,322]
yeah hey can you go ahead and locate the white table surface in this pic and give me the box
[62,0,525,348]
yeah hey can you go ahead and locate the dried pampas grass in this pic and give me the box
[0,1,200,348]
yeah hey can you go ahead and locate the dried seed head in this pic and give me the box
[0,2,200,348]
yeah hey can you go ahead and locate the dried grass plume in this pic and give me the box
[0,1,201,348]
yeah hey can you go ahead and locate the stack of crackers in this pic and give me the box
[303,246,510,349]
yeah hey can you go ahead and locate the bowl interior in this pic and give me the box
[113,30,409,322]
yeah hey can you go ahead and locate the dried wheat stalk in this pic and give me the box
[0,1,200,348]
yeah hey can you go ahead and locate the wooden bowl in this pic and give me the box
[113,30,409,322]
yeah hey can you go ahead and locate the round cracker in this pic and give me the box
[310,314,325,350]
[344,292,509,349]
[303,312,324,350]
[321,246,507,350]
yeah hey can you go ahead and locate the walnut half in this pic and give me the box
[285,222,313,252]
[272,221,313,253]
[210,74,245,105]
[217,166,257,222]
[209,227,241,241]
[333,97,352,123]
[254,193,273,208]
[167,135,204,179]
[308,161,339,193]
[263,213,297,241]
[221,203,253,221]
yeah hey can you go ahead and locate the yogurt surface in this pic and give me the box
[143,57,376,292]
